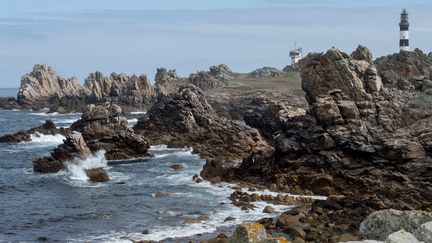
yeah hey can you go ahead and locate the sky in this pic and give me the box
[0,0,431,88]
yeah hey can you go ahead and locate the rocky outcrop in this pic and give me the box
[375,48,432,92]
[14,64,155,112]
[18,64,83,110]
[0,120,69,143]
[70,102,151,160]
[250,67,283,78]
[0,97,21,110]
[154,68,179,95]
[33,131,91,173]
[232,46,432,240]
[134,86,269,161]
[83,71,155,109]
[188,64,233,90]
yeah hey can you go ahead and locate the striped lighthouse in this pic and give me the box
[399,9,410,51]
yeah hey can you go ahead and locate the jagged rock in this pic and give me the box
[359,209,432,240]
[71,102,151,160]
[11,64,155,112]
[134,86,269,161]
[375,48,432,91]
[250,67,283,78]
[33,131,91,173]
[0,120,69,143]
[154,68,178,95]
[384,230,420,243]
[17,64,83,110]
[85,168,110,182]
[228,223,267,243]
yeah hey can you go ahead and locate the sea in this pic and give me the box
[0,88,323,242]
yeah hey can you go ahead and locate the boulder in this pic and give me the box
[263,206,276,214]
[85,168,109,182]
[351,45,373,62]
[384,230,420,243]
[228,223,267,243]
[414,221,432,242]
[188,64,233,90]
[71,102,151,160]
[359,209,432,240]
[154,67,178,95]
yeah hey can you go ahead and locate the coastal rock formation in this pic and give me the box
[83,71,155,109]
[33,131,91,173]
[188,64,233,90]
[232,46,432,239]
[14,64,155,112]
[71,102,151,160]
[85,168,110,182]
[154,68,179,95]
[375,48,432,92]
[0,97,21,110]
[18,64,83,110]
[0,120,69,143]
[134,86,269,160]
[250,67,283,78]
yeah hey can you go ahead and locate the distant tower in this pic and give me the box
[399,9,410,51]
[289,42,303,67]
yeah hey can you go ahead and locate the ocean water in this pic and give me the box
[0,88,18,98]
[0,98,324,242]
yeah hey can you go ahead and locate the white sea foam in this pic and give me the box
[31,111,82,117]
[28,133,65,145]
[127,118,138,125]
[130,111,146,115]
[149,144,185,151]
[68,150,108,181]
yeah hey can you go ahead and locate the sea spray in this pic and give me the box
[28,132,65,145]
[68,150,108,181]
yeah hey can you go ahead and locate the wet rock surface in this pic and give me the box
[85,167,110,182]
[33,131,91,173]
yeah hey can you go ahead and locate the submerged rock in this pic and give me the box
[85,168,109,182]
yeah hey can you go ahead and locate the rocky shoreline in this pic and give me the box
[2,46,432,242]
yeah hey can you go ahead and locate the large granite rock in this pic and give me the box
[359,209,432,240]
[228,223,267,243]
[14,64,155,112]
[0,120,69,143]
[134,86,269,161]
[71,102,151,160]
[33,131,91,173]
[83,71,155,109]
[18,64,83,110]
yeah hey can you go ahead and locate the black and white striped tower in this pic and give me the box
[399,9,410,51]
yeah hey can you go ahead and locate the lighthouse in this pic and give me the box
[399,9,410,51]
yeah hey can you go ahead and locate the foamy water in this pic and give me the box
[130,111,146,115]
[67,150,108,181]
[28,133,66,145]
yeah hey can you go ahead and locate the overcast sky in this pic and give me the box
[0,0,431,87]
